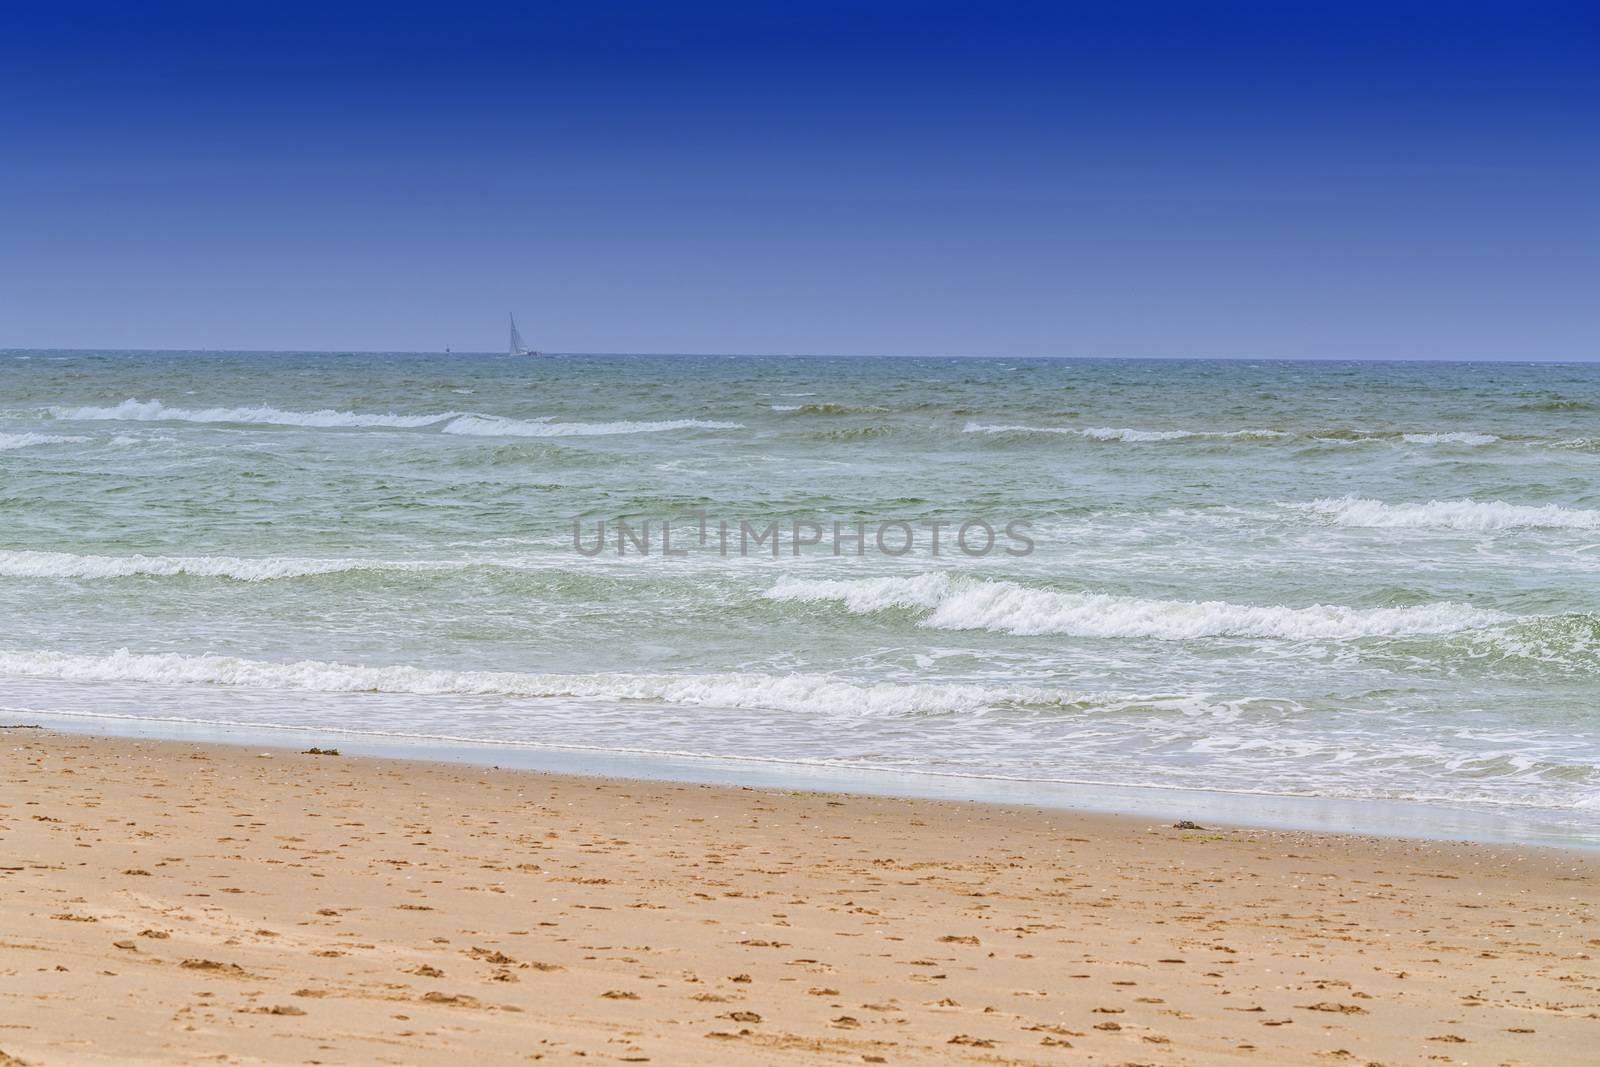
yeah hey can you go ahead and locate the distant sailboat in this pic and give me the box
[509,313,541,357]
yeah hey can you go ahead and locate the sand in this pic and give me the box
[1,729,1595,1065]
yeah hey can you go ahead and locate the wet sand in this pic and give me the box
[1,729,1595,1065]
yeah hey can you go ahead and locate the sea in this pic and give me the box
[2,351,1597,843]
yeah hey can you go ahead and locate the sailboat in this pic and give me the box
[508,313,541,357]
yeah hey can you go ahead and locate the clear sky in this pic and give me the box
[2,1,1596,358]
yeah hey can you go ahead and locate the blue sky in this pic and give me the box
[2,1,1596,358]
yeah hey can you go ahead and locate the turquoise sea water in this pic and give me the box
[2,351,1597,838]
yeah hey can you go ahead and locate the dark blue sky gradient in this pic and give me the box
[3,1,1596,357]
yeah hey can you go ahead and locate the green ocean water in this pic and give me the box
[2,351,1597,835]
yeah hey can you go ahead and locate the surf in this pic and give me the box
[766,573,1510,640]
[0,646,1124,717]
[1287,497,1600,531]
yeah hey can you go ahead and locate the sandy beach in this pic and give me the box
[1,729,1595,1066]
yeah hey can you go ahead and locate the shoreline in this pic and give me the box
[3,728,1595,1065]
[9,707,1596,850]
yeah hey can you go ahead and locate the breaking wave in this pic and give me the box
[964,423,1503,446]
[440,415,744,437]
[0,647,1103,717]
[42,400,743,438]
[1287,497,1600,531]
[50,398,455,428]
[962,422,1286,442]
[770,402,885,416]
[0,550,455,582]
[1399,432,1500,445]
[766,573,1509,640]
[0,431,89,451]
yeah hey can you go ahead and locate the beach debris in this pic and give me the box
[302,747,341,756]
[466,946,516,964]
[1173,820,1205,830]
[1298,1002,1367,1014]
[601,990,640,1000]
[180,958,246,974]
[112,940,137,951]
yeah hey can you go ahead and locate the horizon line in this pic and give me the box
[4,347,1597,365]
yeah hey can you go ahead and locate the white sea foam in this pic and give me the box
[42,399,743,438]
[767,574,1509,640]
[441,415,745,437]
[52,398,454,428]
[1400,432,1500,445]
[0,432,89,451]
[961,422,1287,441]
[963,422,1511,446]
[0,647,1086,716]
[0,550,451,582]
[963,421,1081,435]
[1288,496,1600,531]
[767,572,953,613]
[1078,426,1199,442]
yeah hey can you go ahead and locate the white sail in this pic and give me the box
[508,313,529,356]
